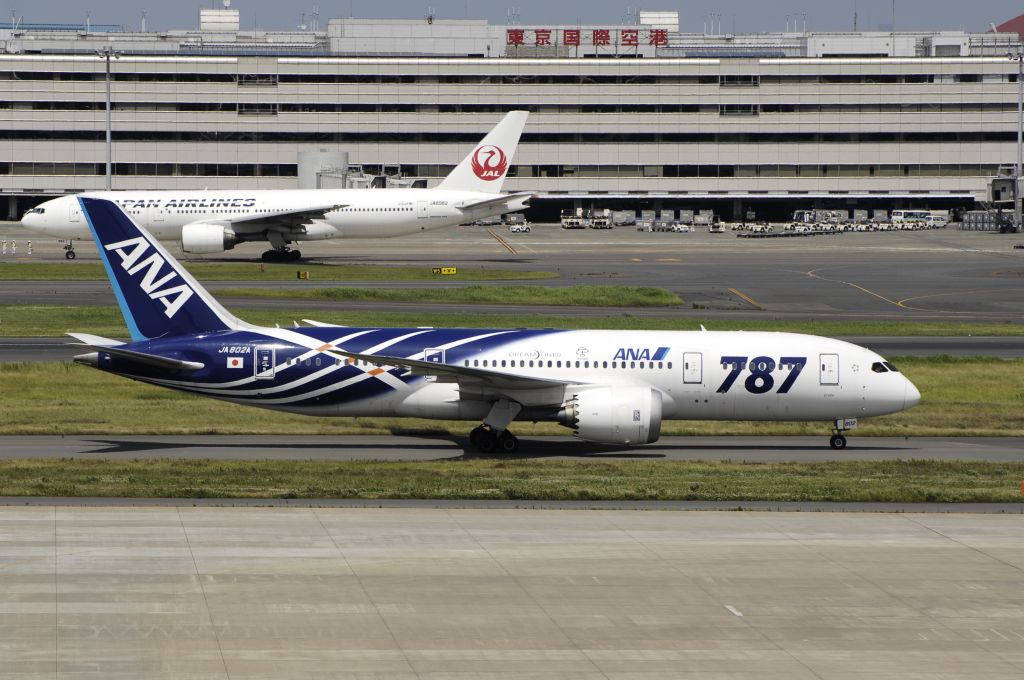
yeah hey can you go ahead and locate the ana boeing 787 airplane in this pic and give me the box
[69,197,920,452]
[21,112,530,262]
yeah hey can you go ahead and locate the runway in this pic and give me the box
[1,434,1021,462]
[2,505,1023,678]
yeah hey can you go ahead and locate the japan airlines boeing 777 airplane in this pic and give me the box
[21,112,529,262]
[69,197,920,452]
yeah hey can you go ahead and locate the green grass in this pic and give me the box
[0,261,556,282]
[0,458,1021,502]
[216,285,683,307]
[2,357,1021,437]
[3,304,1024,338]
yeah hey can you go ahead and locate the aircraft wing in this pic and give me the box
[329,349,569,392]
[457,192,533,212]
[219,204,348,231]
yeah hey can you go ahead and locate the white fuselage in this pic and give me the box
[142,326,917,427]
[21,188,522,242]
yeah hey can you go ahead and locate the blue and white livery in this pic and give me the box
[71,198,920,452]
[22,112,530,262]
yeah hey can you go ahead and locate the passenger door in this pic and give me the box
[255,348,276,380]
[682,352,702,384]
[819,353,839,385]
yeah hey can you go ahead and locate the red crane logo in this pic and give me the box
[470,145,508,181]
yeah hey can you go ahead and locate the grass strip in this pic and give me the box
[0,262,555,282]
[216,284,682,307]
[2,304,1023,338]
[1,458,1022,502]
[2,357,1022,437]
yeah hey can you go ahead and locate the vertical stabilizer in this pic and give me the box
[79,197,250,341]
[435,111,528,193]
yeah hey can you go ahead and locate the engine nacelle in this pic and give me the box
[561,387,663,445]
[180,223,238,254]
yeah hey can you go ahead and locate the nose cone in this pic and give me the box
[904,378,921,410]
[20,210,40,230]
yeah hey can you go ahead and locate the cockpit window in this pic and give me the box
[871,362,888,373]
[25,207,45,215]
[882,361,899,373]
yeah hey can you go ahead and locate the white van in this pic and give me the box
[891,210,929,229]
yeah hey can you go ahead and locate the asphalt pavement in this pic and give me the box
[1,434,1020,462]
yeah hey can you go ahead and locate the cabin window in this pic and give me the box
[315,357,321,367]
[501,360,506,367]
[667,362,673,369]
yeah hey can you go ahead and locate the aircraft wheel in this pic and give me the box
[288,249,302,262]
[65,250,76,260]
[498,432,519,454]
[477,429,498,453]
[261,250,280,263]
[829,434,847,450]
[470,426,497,453]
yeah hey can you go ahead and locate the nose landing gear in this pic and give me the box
[829,418,856,449]
[60,240,76,260]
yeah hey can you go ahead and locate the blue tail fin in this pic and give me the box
[79,197,248,340]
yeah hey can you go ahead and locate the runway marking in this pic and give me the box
[487,229,517,255]
[656,258,680,263]
[896,288,1010,311]
[728,288,762,309]
[725,605,744,617]
[806,269,904,308]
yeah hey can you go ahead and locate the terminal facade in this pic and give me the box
[1,8,1021,220]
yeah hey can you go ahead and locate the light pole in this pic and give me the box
[1011,50,1023,232]
[97,47,120,191]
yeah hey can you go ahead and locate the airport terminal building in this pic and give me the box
[1,8,1022,219]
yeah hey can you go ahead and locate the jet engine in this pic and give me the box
[561,387,663,445]
[180,223,238,254]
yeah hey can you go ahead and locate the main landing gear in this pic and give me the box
[468,398,523,453]
[469,425,519,454]
[260,247,302,263]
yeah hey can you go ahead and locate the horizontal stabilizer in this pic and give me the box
[71,343,205,371]
[457,192,533,212]
[66,332,124,347]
